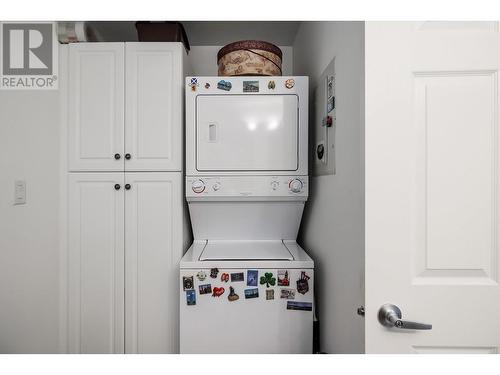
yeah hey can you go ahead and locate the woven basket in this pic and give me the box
[217,40,282,76]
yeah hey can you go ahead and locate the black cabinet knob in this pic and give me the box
[125,153,131,160]
[125,184,131,190]
[114,153,121,160]
[114,184,121,190]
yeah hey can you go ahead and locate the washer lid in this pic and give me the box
[199,240,294,261]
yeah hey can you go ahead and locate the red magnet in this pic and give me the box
[212,287,225,297]
[221,273,229,282]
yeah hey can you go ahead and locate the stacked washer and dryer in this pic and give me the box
[180,76,314,353]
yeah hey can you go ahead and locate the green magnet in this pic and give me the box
[260,272,276,287]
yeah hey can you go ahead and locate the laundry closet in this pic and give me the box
[0,21,365,354]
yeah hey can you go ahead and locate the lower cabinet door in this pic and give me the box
[68,173,125,353]
[124,172,182,353]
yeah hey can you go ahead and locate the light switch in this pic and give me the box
[14,180,26,205]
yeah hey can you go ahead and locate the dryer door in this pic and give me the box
[196,95,299,171]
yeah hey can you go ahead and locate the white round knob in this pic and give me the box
[192,179,205,194]
[289,179,303,193]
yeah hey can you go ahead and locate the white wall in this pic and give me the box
[189,46,293,76]
[293,21,365,353]
[0,90,61,353]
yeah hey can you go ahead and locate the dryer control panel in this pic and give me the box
[186,176,308,200]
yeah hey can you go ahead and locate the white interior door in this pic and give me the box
[125,172,182,353]
[68,173,125,353]
[196,95,299,171]
[125,43,183,171]
[67,43,124,171]
[365,21,500,353]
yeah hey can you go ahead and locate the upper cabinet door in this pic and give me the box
[68,43,125,171]
[125,43,183,171]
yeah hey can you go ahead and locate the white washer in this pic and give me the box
[180,76,313,354]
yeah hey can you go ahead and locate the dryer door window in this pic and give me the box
[196,95,299,171]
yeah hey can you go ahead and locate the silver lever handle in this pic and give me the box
[378,304,432,330]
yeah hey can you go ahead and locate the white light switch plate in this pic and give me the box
[14,180,26,205]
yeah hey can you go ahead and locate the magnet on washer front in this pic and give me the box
[212,286,225,297]
[280,289,296,300]
[247,270,258,286]
[244,288,259,299]
[197,270,207,281]
[205,82,210,89]
[230,272,244,282]
[221,273,229,282]
[186,290,196,305]
[285,78,295,89]
[199,284,212,295]
[268,80,276,90]
[183,276,194,291]
[266,289,275,300]
[260,272,276,287]
[228,286,239,302]
[277,270,290,286]
[210,268,219,278]
[296,271,311,295]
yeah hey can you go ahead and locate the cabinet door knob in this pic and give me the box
[114,153,121,160]
[125,184,131,190]
[125,153,131,160]
[114,184,121,190]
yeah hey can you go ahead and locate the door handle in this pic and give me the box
[378,304,432,330]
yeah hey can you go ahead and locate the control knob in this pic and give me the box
[289,179,303,193]
[192,179,205,194]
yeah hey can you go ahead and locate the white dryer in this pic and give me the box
[180,76,313,354]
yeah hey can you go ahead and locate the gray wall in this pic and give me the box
[293,21,365,353]
[0,89,61,353]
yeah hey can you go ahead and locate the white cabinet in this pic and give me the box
[124,173,182,353]
[68,172,184,354]
[68,173,125,353]
[125,43,183,171]
[66,43,184,172]
[63,42,189,353]
[68,43,125,171]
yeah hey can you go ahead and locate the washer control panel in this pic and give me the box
[187,176,308,198]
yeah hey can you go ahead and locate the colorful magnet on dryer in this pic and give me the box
[268,80,276,90]
[243,80,259,93]
[221,273,229,282]
[285,78,295,89]
[205,82,210,89]
[217,80,232,91]
[188,77,199,92]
